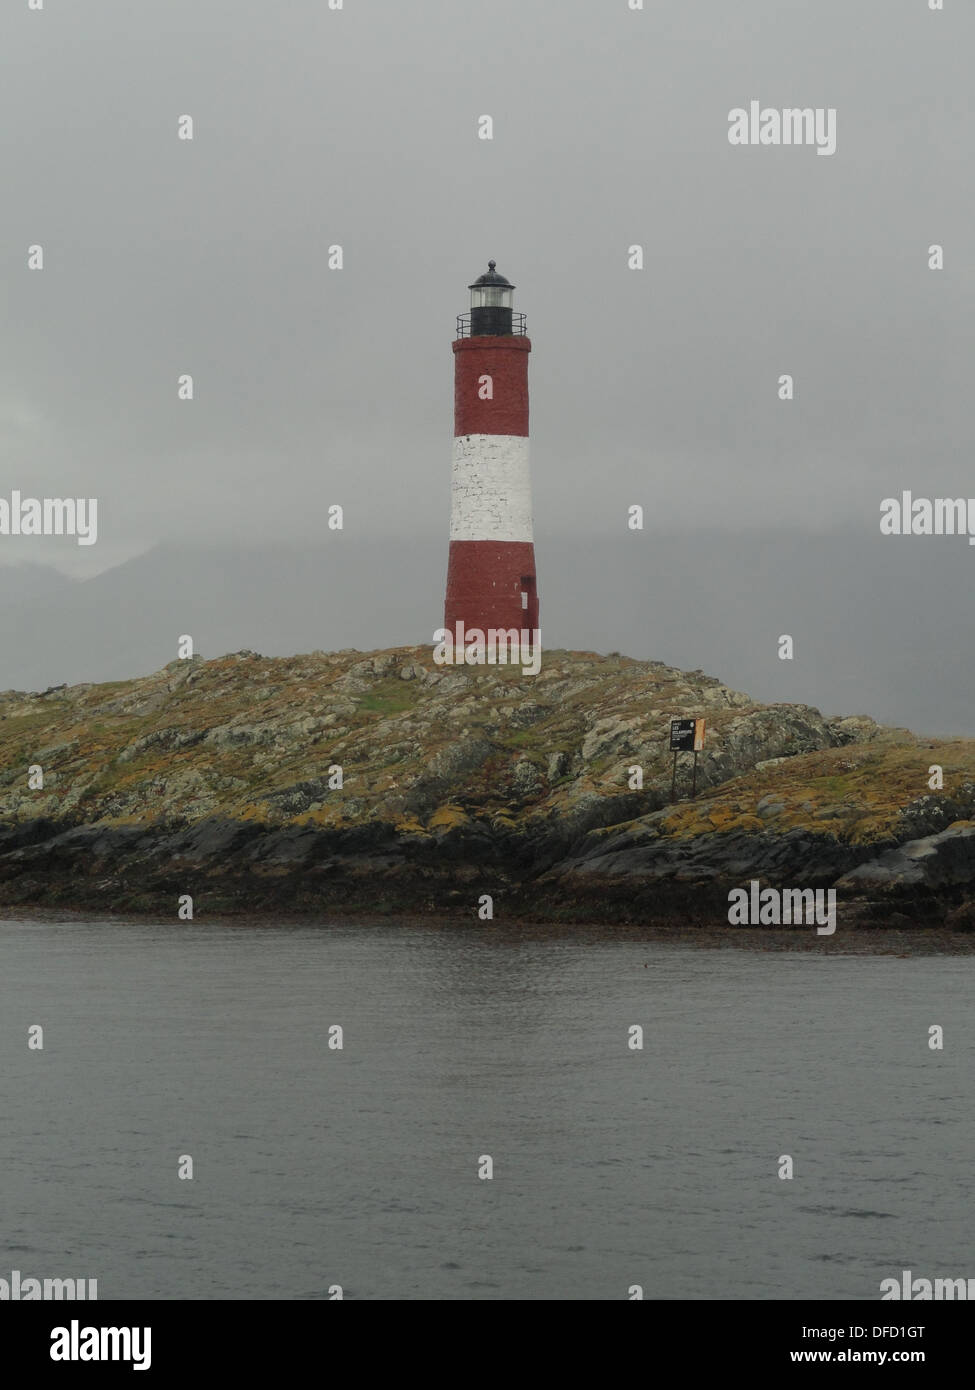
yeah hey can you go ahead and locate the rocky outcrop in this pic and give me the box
[1,646,973,925]
[836,824,975,890]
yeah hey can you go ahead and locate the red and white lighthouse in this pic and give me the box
[444,262,539,636]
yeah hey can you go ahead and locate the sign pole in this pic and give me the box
[691,749,698,799]
[670,750,678,804]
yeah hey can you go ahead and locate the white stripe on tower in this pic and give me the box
[449,435,533,542]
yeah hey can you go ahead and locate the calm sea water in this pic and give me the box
[1,917,972,1301]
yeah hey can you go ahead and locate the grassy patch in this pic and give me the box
[356,681,418,717]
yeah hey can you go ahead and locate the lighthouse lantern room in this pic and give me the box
[468,260,514,336]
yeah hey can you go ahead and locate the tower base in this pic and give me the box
[444,540,539,634]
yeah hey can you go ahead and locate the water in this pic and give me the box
[1,917,972,1300]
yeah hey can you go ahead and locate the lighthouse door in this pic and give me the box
[520,575,538,631]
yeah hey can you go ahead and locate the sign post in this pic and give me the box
[669,718,706,802]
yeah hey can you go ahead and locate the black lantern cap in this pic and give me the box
[468,260,515,290]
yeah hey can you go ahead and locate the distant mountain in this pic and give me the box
[0,528,971,736]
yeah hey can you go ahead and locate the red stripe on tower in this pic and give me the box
[444,262,539,636]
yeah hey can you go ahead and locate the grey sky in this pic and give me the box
[1,0,971,732]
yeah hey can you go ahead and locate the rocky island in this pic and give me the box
[1,647,974,933]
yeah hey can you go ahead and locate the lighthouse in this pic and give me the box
[444,262,539,640]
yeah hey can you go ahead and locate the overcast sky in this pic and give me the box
[1,1,971,730]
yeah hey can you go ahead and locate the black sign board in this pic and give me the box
[670,717,705,752]
[670,719,696,751]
